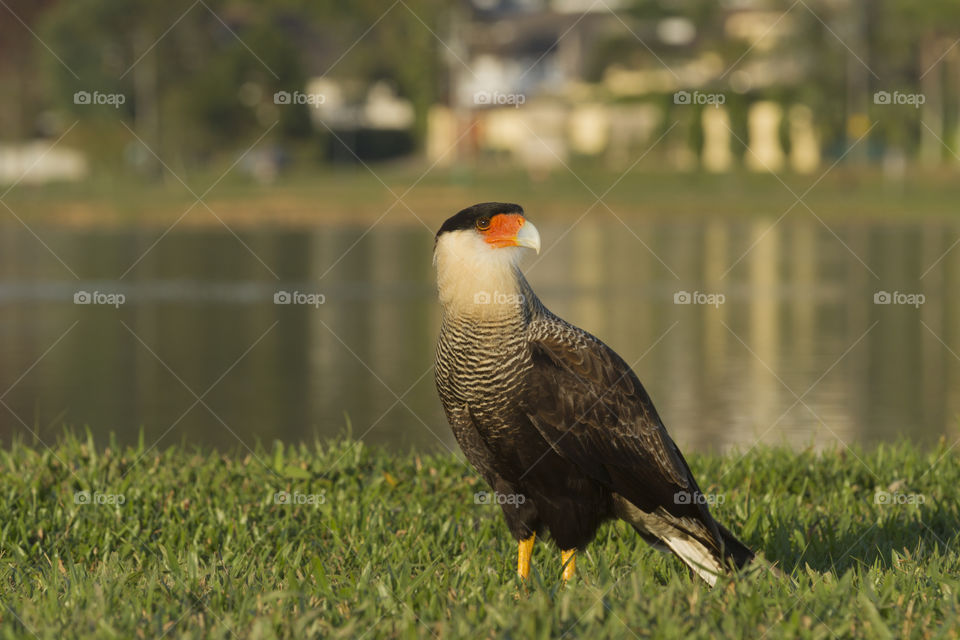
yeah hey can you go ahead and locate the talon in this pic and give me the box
[518,533,535,579]
[561,549,576,582]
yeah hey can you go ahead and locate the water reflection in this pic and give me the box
[0,217,957,454]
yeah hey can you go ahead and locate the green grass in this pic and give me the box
[2,433,959,639]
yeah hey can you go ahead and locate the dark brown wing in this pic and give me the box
[521,319,721,540]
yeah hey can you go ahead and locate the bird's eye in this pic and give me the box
[476,217,491,231]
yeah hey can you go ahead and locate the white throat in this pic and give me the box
[434,229,527,318]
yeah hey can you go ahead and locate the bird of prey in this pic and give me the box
[433,202,755,585]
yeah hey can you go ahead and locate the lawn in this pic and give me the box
[1,433,958,639]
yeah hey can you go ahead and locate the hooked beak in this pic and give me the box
[514,220,541,254]
[483,214,541,254]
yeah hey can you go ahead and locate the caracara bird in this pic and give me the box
[433,202,755,586]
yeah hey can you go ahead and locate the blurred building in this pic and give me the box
[0,141,88,185]
[428,0,822,173]
[305,79,417,164]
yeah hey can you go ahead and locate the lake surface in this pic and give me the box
[1,217,958,455]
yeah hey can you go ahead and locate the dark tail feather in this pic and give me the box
[717,521,755,569]
[717,522,791,583]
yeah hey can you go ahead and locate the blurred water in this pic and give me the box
[0,217,957,454]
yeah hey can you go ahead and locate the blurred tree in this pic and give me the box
[0,0,58,140]
[13,0,960,176]
[40,0,312,178]
[869,0,960,164]
[771,0,960,165]
[33,0,446,174]
[323,0,443,145]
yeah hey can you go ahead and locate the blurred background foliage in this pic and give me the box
[1,0,960,182]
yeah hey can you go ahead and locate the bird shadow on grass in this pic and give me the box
[758,502,956,576]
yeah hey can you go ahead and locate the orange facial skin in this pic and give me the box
[481,213,527,248]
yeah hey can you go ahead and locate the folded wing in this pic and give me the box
[521,320,724,552]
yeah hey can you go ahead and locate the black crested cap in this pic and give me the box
[435,202,524,239]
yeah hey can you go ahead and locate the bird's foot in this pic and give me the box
[517,533,535,580]
[561,549,576,582]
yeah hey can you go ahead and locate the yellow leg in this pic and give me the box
[561,549,576,582]
[517,533,535,579]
